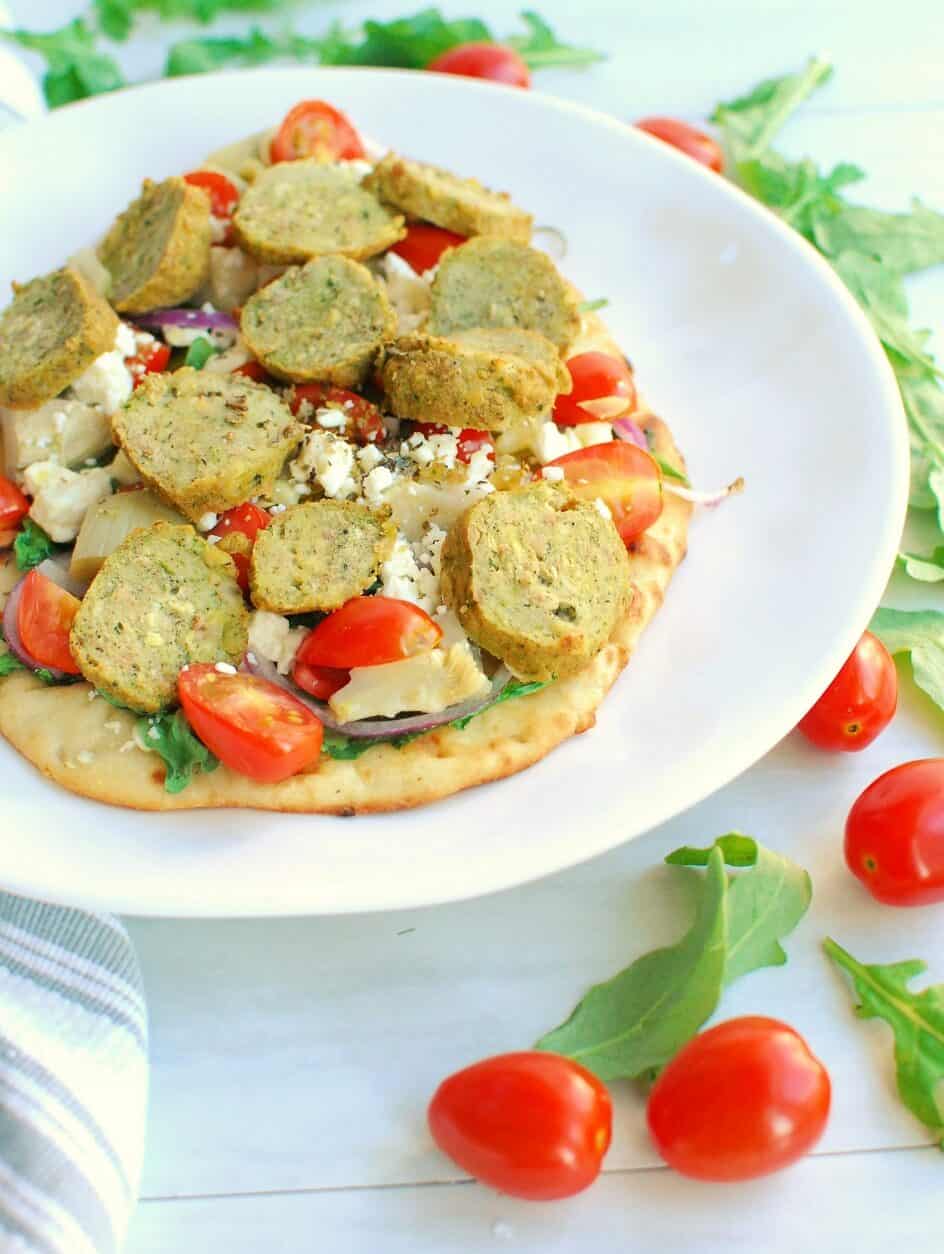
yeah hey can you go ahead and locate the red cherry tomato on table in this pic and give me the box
[17,570,82,674]
[0,476,30,531]
[127,339,172,387]
[635,117,724,173]
[427,42,531,88]
[270,100,366,163]
[845,759,944,906]
[209,503,271,592]
[303,596,442,670]
[544,441,663,546]
[797,631,897,751]
[182,170,239,219]
[428,1051,612,1200]
[647,1017,830,1182]
[411,421,495,464]
[178,664,323,784]
[553,352,637,427]
[391,224,467,274]
[292,633,350,702]
[289,383,385,445]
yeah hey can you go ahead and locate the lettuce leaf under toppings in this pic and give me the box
[14,520,56,571]
[137,709,219,793]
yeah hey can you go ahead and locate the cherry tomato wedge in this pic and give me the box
[427,42,531,89]
[292,634,351,702]
[635,117,724,173]
[845,758,944,906]
[411,421,495,464]
[553,352,636,427]
[391,224,467,274]
[289,384,385,445]
[647,1017,830,1181]
[544,441,662,546]
[303,596,442,669]
[270,100,366,163]
[797,631,897,751]
[182,170,239,219]
[209,503,271,593]
[232,359,273,384]
[178,664,323,784]
[0,476,30,530]
[17,570,82,674]
[127,339,172,387]
[428,1051,611,1200]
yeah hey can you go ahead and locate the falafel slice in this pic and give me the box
[0,267,119,410]
[380,328,570,432]
[364,153,532,243]
[241,256,395,388]
[250,501,396,614]
[440,481,632,682]
[70,522,249,714]
[98,176,212,315]
[428,237,581,353]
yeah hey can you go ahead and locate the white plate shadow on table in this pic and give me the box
[0,67,908,917]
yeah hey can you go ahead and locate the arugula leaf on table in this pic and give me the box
[711,57,832,168]
[898,548,944,583]
[14,520,55,571]
[5,19,125,108]
[137,709,219,793]
[99,0,286,40]
[824,938,944,1144]
[812,199,944,275]
[166,27,315,76]
[318,9,491,69]
[833,253,940,378]
[869,607,944,711]
[505,10,604,69]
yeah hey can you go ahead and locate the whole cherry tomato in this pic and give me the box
[544,441,663,545]
[412,421,495,464]
[427,42,531,88]
[797,631,897,751]
[635,117,724,173]
[845,759,944,905]
[428,1051,612,1200]
[270,100,366,163]
[647,1017,830,1181]
[391,224,466,273]
[18,570,82,674]
[553,352,637,427]
[303,596,442,669]
[289,383,385,445]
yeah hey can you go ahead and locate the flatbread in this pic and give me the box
[0,313,691,813]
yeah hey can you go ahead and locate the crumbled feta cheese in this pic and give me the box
[407,429,459,470]
[594,498,612,519]
[575,422,614,448]
[115,322,137,358]
[22,462,112,542]
[532,421,581,464]
[362,464,395,509]
[70,347,134,413]
[379,525,446,614]
[379,251,432,333]
[541,466,565,481]
[315,407,347,430]
[290,430,358,500]
[356,443,384,472]
[214,661,238,675]
[380,534,423,604]
[247,611,308,675]
[463,447,495,488]
[196,512,218,532]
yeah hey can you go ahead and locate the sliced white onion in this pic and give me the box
[664,476,745,508]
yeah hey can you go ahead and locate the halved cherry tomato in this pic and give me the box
[553,352,636,427]
[127,339,172,387]
[635,117,724,173]
[412,421,495,464]
[303,596,442,669]
[270,100,366,163]
[209,503,271,593]
[0,476,30,530]
[391,224,466,274]
[292,635,350,702]
[232,359,273,384]
[427,42,531,89]
[178,664,323,784]
[845,759,944,905]
[17,570,81,674]
[797,631,897,751]
[183,170,239,218]
[647,1017,830,1181]
[544,441,662,545]
[289,383,385,445]
[428,1051,612,1200]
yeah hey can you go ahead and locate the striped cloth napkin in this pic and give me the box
[0,893,148,1254]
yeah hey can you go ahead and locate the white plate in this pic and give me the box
[0,68,907,917]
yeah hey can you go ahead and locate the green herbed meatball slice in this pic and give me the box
[112,367,303,523]
[428,237,581,352]
[380,328,570,432]
[0,267,119,410]
[232,160,405,265]
[240,257,396,388]
[250,501,396,614]
[364,153,532,242]
[440,481,632,682]
[69,522,249,714]
[98,177,212,315]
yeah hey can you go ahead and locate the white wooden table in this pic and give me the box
[7,0,944,1247]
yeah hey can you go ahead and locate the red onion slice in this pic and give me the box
[612,416,649,449]
[664,476,745,509]
[2,577,71,680]
[135,308,238,332]
[243,649,511,740]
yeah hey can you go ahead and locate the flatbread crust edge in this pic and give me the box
[0,313,692,814]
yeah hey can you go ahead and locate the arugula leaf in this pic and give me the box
[14,520,55,571]
[5,20,125,108]
[137,709,219,793]
[318,9,491,69]
[577,298,609,313]
[451,677,547,730]
[833,253,939,377]
[898,548,944,582]
[506,10,603,69]
[812,199,944,276]
[0,651,27,677]
[165,27,314,77]
[535,846,728,1081]
[322,730,374,760]
[737,154,863,241]
[824,938,944,1144]
[184,336,219,369]
[869,607,944,711]
[652,454,689,486]
[711,57,832,167]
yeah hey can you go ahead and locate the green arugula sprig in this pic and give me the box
[137,709,219,793]
[14,519,56,571]
[869,607,944,711]
[535,834,812,1080]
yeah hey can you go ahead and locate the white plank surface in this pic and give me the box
[6,0,944,1249]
